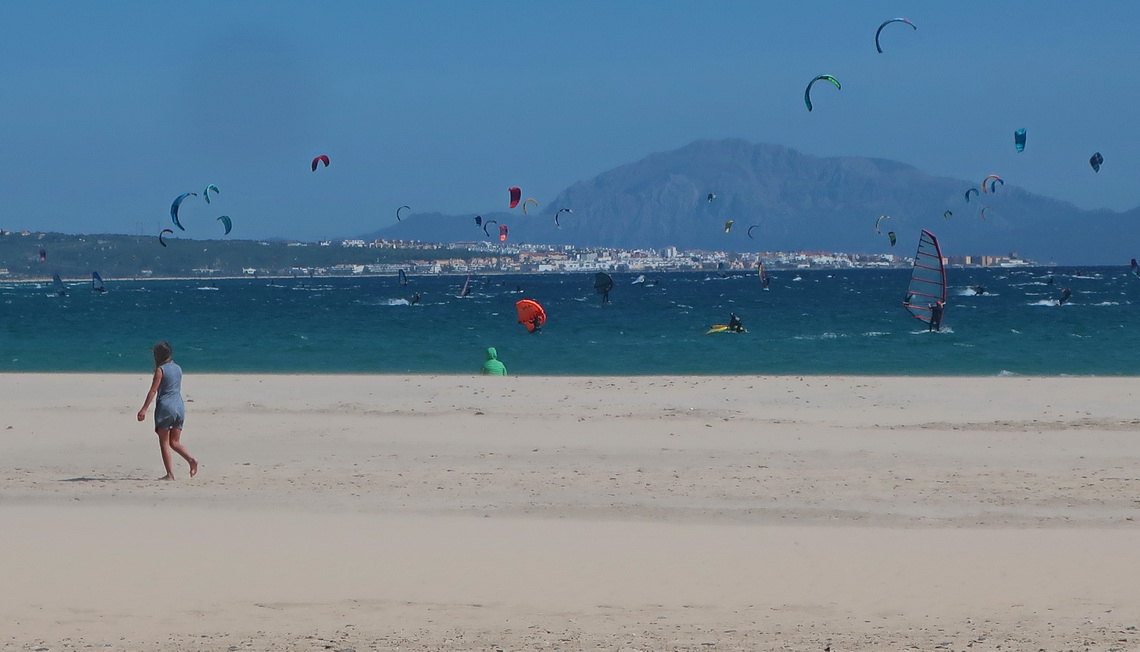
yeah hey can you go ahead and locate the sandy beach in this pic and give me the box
[2,373,1139,651]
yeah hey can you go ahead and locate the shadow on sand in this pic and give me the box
[60,476,152,483]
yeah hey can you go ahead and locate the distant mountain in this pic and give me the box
[365,139,1137,265]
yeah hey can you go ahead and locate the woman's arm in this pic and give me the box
[136,367,164,422]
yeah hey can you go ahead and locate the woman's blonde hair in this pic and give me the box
[152,341,173,367]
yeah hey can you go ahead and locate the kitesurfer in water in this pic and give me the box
[928,301,945,332]
[481,347,507,376]
[529,315,543,334]
[727,313,745,333]
[971,285,987,296]
[136,341,197,481]
[1058,288,1072,306]
[410,292,421,305]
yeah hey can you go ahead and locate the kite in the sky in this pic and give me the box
[887,231,897,247]
[555,208,573,227]
[170,192,197,231]
[874,17,916,53]
[1014,129,1027,153]
[311,155,330,171]
[397,205,410,221]
[804,74,841,112]
[982,175,1003,193]
[1090,152,1104,173]
[875,215,890,234]
[724,220,734,233]
[499,224,508,242]
[159,229,174,247]
[746,224,760,239]
[217,215,232,235]
[508,187,521,208]
[204,184,220,203]
[943,211,953,220]
[522,198,538,215]
[965,188,980,202]
[707,193,716,202]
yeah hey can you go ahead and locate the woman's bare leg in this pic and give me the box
[156,429,175,480]
[169,428,197,477]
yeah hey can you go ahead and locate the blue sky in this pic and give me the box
[1,1,1137,241]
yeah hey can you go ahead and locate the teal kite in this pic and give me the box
[804,75,841,112]
[170,192,197,231]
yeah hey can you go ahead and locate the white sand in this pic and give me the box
[2,374,1139,650]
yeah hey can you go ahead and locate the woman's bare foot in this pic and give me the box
[160,474,175,481]
[189,460,198,478]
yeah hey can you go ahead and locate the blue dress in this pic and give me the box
[154,361,185,430]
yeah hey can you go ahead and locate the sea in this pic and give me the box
[1,267,1137,376]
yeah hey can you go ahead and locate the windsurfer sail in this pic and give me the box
[92,271,106,294]
[458,275,472,298]
[757,261,770,290]
[53,273,67,296]
[398,269,408,287]
[902,230,946,327]
[594,272,614,304]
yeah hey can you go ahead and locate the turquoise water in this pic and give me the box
[1,268,1137,375]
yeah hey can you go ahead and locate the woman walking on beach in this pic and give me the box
[137,341,197,480]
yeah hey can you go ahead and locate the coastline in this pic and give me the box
[2,263,1066,285]
[3,373,1138,650]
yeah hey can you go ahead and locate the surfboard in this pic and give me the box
[705,324,746,334]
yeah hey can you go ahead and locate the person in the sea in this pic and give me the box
[1058,288,1072,306]
[727,312,745,333]
[481,347,507,376]
[136,341,197,481]
[529,315,543,334]
[410,292,421,305]
[928,300,945,331]
[971,285,986,296]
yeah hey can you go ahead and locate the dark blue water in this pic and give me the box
[1,268,1137,375]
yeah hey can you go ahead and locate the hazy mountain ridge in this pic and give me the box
[368,139,1136,265]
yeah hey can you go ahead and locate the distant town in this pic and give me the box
[0,231,1036,280]
[286,238,1035,278]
